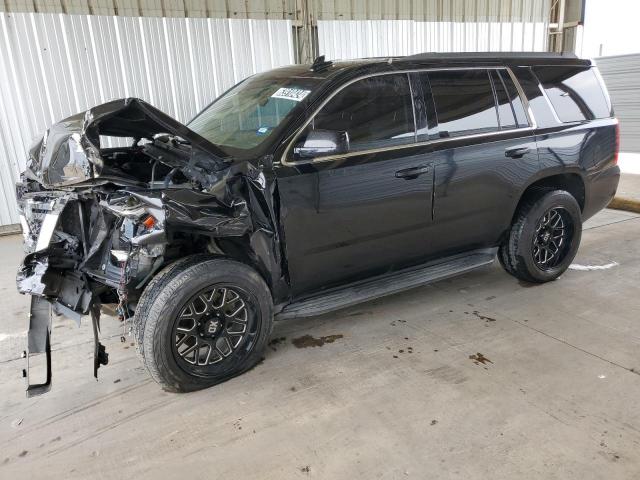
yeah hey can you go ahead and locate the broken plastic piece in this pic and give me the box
[142,215,156,230]
[90,305,109,379]
[24,296,53,397]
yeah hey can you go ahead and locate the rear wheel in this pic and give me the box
[499,189,582,283]
[136,257,273,392]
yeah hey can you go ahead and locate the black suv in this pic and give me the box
[16,52,619,395]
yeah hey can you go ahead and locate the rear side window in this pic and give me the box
[492,70,529,128]
[534,66,611,123]
[426,70,499,138]
[490,70,517,130]
[311,74,415,152]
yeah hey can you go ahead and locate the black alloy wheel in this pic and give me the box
[532,207,573,271]
[173,286,254,370]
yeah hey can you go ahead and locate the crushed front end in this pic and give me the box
[16,98,285,396]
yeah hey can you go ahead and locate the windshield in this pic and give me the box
[188,71,319,151]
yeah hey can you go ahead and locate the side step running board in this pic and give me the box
[276,249,496,320]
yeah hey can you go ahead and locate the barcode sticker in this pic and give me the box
[271,87,311,102]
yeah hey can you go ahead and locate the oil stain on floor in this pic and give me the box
[469,352,493,365]
[292,334,344,348]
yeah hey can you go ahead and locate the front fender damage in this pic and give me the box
[17,99,287,396]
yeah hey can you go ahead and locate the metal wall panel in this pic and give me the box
[597,54,640,153]
[2,0,552,23]
[318,0,550,22]
[0,13,293,227]
[318,17,549,60]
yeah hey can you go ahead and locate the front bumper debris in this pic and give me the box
[15,98,287,397]
[23,296,52,397]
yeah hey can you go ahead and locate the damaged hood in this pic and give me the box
[26,98,230,188]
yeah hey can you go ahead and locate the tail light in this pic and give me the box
[613,122,620,165]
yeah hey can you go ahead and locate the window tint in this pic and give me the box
[497,70,529,127]
[512,67,558,128]
[310,74,415,153]
[534,66,611,123]
[427,70,499,138]
[490,70,517,130]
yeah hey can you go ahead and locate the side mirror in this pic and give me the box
[293,129,349,160]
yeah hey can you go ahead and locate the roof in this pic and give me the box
[304,52,593,73]
[401,51,591,66]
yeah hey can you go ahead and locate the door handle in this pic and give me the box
[395,164,431,180]
[505,147,531,159]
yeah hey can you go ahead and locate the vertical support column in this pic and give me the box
[292,0,318,64]
[555,0,566,52]
[548,0,580,53]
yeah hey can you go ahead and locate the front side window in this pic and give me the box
[427,69,499,138]
[293,74,415,160]
[534,66,612,123]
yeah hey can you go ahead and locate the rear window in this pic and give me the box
[534,66,611,123]
[426,69,499,138]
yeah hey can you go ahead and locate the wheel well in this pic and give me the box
[519,174,585,212]
[163,233,272,288]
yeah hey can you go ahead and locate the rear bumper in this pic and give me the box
[583,165,620,221]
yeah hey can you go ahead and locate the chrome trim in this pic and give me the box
[531,70,564,125]
[406,72,418,143]
[504,68,537,129]
[281,66,537,167]
[284,127,535,165]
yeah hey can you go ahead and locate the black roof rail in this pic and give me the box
[404,51,579,60]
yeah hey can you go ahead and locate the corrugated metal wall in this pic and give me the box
[0,1,557,228]
[317,0,550,21]
[0,0,551,22]
[318,18,549,58]
[596,54,640,153]
[0,13,293,227]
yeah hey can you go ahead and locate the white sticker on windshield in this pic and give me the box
[271,87,311,102]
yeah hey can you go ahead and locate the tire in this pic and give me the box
[133,254,212,361]
[136,257,273,392]
[499,189,582,283]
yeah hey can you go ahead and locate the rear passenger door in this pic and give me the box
[277,73,435,296]
[420,68,539,256]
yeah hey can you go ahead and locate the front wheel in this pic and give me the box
[136,257,273,392]
[499,189,582,283]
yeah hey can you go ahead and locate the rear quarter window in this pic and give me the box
[534,66,612,123]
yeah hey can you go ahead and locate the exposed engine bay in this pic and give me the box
[16,98,286,396]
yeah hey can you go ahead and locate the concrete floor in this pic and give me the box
[1,209,639,479]
[617,172,640,202]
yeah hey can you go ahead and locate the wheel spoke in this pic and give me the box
[532,207,573,271]
[174,285,251,367]
[176,333,190,347]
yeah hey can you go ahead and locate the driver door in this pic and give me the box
[276,73,436,296]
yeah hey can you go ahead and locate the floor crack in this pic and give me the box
[508,317,639,377]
